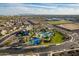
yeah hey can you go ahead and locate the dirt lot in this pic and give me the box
[57,23,79,30]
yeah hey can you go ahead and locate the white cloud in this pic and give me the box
[0,3,79,15]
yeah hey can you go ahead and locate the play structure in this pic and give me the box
[15,28,54,45]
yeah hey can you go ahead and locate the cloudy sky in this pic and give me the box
[0,3,79,15]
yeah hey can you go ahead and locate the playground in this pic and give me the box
[15,28,64,47]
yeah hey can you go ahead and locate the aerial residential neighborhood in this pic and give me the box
[0,3,79,56]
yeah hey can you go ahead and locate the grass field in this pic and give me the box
[52,31,64,44]
[40,30,64,45]
[48,20,72,25]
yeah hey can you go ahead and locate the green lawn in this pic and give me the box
[40,30,64,45]
[52,31,64,44]
[48,20,72,25]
